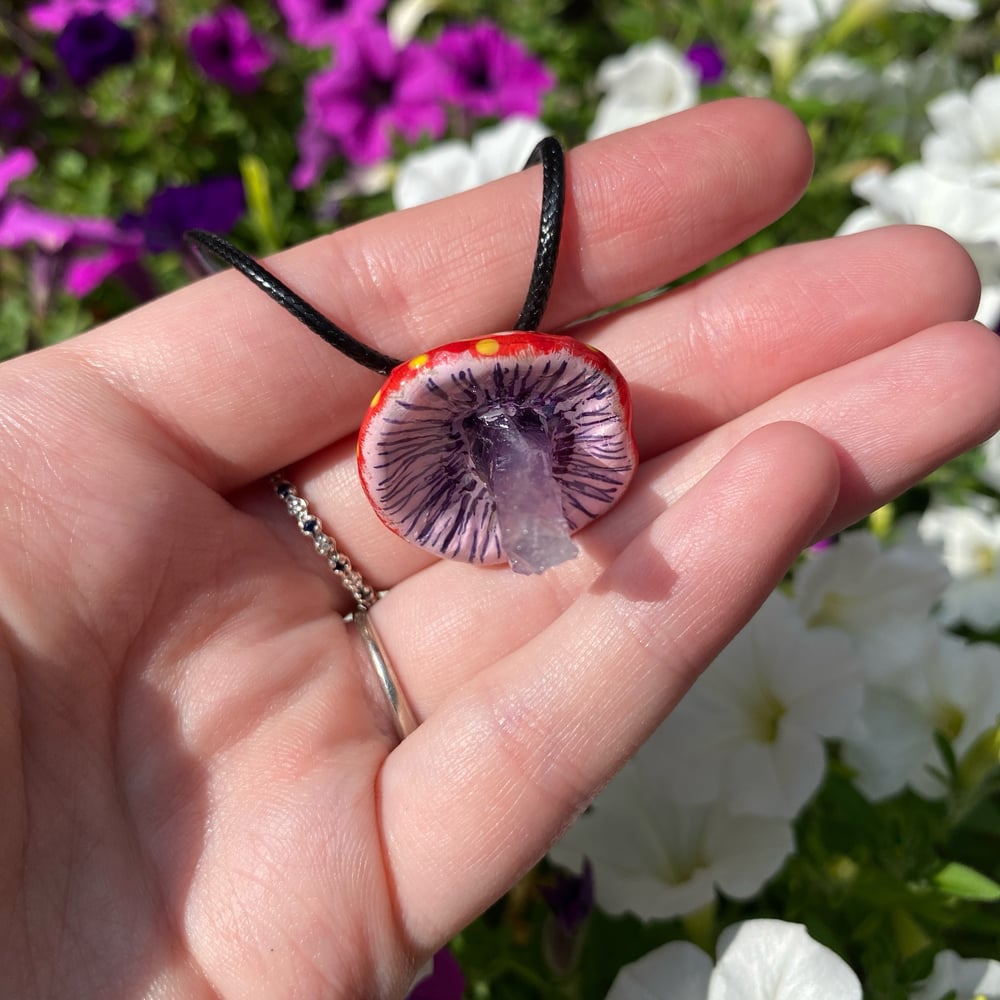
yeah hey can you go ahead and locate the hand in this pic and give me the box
[2,98,997,999]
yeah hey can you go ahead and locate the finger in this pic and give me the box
[663,320,1000,532]
[30,99,813,490]
[583,224,983,456]
[379,422,840,948]
[245,224,983,590]
[366,319,1000,708]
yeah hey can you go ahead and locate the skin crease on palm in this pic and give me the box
[1,97,999,999]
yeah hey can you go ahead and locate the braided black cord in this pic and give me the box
[514,136,566,332]
[184,136,565,370]
[185,229,403,375]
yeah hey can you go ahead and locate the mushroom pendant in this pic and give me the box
[187,138,636,575]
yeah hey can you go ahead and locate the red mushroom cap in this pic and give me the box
[357,332,636,570]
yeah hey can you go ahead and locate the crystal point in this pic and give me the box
[467,407,579,574]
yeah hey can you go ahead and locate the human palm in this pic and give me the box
[3,100,999,999]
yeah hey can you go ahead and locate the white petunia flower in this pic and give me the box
[894,0,978,16]
[910,949,1000,999]
[754,0,974,49]
[753,0,842,40]
[587,39,699,141]
[386,0,441,45]
[792,531,948,683]
[789,53,878,103]
[919,503,1000,630]
[709,920,862,999]
[606,920,862,999]
[842,632,1000,799]
[752,0,842,83]
[392,117,551,209]
[979,430,1000,492]
[794,532,946,636]
[549,759,794,921]
[922,75,1000,185]
[651,593,862,818]
[838,163,1000,327]
[837,0,977,22]
[876,53,971,139]
[606,940,712,1000]
[839,682,938,799]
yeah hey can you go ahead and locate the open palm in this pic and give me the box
[2,100,998,999]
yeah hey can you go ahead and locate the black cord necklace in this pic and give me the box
[186,138,636,575]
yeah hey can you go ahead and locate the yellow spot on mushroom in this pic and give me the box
[408,353,429,369]
[369,389,381,409]
[475,338,501,356]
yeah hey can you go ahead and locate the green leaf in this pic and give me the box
[0,295,31,359]
[932,863,1000,902]
[240,155,281,253]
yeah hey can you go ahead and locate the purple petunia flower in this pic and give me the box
[294,24,448,182]
[540,859,593,975]
[434,21,554,119]
[686,42,725,84]
[405,948,464,1000]
[121,176,246,252]
[56,11,135,86]
[29,0,154,32]
[539,859,593,936]
[276,0,386,48]
[0,66,34,144]
[189,7,273,94]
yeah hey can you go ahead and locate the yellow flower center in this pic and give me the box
[973,543,996,576]
[934,702,965,743]
[808,590,859,629]
[750,689,786,743]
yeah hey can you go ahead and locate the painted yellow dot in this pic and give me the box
[369,388,382,409]
[408,353,429,369]
[475,338,501,356]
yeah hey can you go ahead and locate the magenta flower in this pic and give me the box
[291,117,341,191]
[28,0,153,32]
[0,201,136,255]
[0,148,144,300]
[686,42,725,84]
[275,0,385,48]
[295,25,448,181]
[65,242,147,296]
[188,7,273,94]
[56,11,135,86]
[405,949,464,1000]
[0,152,115,254]
[434,21,554,119]
[0,149,37,200]
[0,202,143,302]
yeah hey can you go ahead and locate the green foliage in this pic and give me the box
[5,0,995,352]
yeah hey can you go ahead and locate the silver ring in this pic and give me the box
[353,608,418,741]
